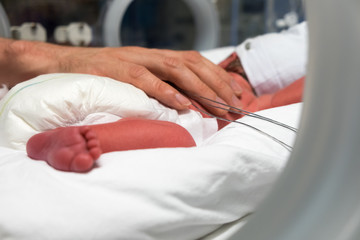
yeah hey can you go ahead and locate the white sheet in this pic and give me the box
[0,41,305,239]
[0,78,301,239]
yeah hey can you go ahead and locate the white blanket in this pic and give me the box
[0,74,301,239]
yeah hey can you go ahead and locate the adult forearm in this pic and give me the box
[0,37,243,116]
[0,38,61,88]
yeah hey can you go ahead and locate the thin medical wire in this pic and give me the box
[176,87,297,151]
[200,100,297,132]
[190,103,294,152]
[174,86,297,150]
[185,91,298,132]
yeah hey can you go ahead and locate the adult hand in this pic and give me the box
[61,46,243,115]
[2,39,243,115]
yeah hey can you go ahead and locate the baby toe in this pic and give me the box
[87,139,100,149]
[90,148,102,160]
[70,153,94,172]
[85,129,97,140]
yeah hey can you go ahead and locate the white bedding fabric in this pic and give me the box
[236,22,308,95]
[0,28,307,238]
[0,73,302,239]
[201,22,308,97]
[0,74,217,150]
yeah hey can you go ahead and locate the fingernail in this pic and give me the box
[176,93,192,107]
[232,95,243,108]
[216,97,230,110]
[230,79,242,95]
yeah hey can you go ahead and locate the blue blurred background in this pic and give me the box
[0,0,305,50]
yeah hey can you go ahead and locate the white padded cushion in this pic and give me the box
[0,73,217,150]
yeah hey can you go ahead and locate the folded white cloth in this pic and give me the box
[0,73,217,150]
[236,22,308,95]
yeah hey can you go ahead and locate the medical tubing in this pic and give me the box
[186,92,298,132]
[191,103,293,151]
[174,86,296,150]
[200,99,297,132]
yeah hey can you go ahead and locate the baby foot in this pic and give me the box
[26,126,102,172]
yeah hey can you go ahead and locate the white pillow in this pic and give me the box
[0,73,217,150]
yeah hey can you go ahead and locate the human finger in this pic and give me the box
[117,48,232,115]
[201,55,243,97]
[152,49,244,109]
[180,50,243,107]
[59,47,194,111]
[112,61,193,110]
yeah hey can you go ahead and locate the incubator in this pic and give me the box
[0,0,305,50]
[2,0,358,240]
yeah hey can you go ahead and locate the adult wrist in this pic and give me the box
[8,40,61,83]
[1,39,30,87]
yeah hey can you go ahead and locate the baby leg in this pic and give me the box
[90,118,196,153]
[26,118,196,172]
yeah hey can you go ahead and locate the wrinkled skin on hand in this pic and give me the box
[60,46,244,116]
[1,38,243,116]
